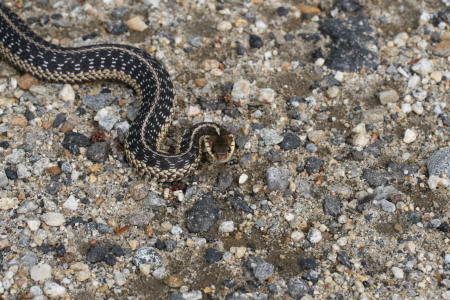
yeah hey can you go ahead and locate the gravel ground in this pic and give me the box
[0,0,450,299]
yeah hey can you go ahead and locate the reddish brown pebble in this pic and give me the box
[194,78,207,87]
[48,166,62,176]
[42,121,52,130]
[11,115,28,128]
[114,225,131,235]
[17,74,39,90]
[145,225,153,237]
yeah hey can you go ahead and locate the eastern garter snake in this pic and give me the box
[0,5,235,182]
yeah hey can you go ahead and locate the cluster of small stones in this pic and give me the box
[0,0,450,299]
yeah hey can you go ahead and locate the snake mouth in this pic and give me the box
[204,134,235,163]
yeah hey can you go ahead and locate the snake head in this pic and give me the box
[205,129,235,163]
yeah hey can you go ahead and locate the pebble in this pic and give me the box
[63,195,79,211]
[391,267,404,279]
[0,170,8,188]
[260,128,284,145]
[326,86,340,98]
[307,130,325,144]
[279,133,301,150]
[217,21,232,31]
[379,89,399,104]
[304,157,324,175]
[380,199,396,212]
[62,132,91,155]
[231,79,250,99]
[430,71,443,82]
[59,84,75,101]
[249,34,263,48]
[266,167,289,192]
[19,250,38,267]
[427,148,450,178]
[323,196,341,217]
[403,129,417,144]
[87,142,111,163]
[94,107,119,131]
[43,281,67,298]
[133,247,163,267]
[291,230,305,242]
[17,200,38,214]
[125,16,148,31]
[30,264,52,281]
[408,75,420,88]
[81,93,116,111]
[17,74,39,90]
[186,193,221,233]
[5,149,25,164]
[185,106,201,117]
[433,40,450,57]
[188,36,203,47]
[258,88,276,103]
[238,174,248,184]
[128,211,152,227]
[27,219,41,231]
[129,181,149,200]
[219,220,234,233]
[307,228,322,244]
[71,262,91,281]
[142,191,166,208]
[362,169,389,187]
[411,58,433,75]
[205,248,223,263]
[248,257,274,281]
[287,277,313,299]
[0,197,19,210]
[104,20,128,34]
[42,212,65,227]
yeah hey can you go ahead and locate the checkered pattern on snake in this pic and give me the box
[0,5,234,182]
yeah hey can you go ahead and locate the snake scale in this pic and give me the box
[0,4,235,182]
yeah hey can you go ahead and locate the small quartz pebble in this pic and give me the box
[59,84,75,101]
[43,281,67,298]
[27,219,41,231]
[186,106,201,117]
[219,221,234,233]
[201,59,220,71]
[125,16,148,31]
[430,71,443,82]
[379,89,399,104]
[217,21,232,31]
[231,80,250,99]
[30,264,52,281]
[307,228,322,244]
[411,58,433,75]
[352,123,370,147]
[42,212,65,227]
[403,129,417,144]
[239,174,248,184]
[326,86,340,98]
[391,267,404,279]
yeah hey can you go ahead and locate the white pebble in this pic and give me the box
[30,264,52,281]
[411,102,424,114]
[284,212,295,221]
[231,80,250,99]
[314,58,325,66]
[217,21,232,31]
[27,219,41,231]
[337,215,347,224]
[259,88,276,103]
[219,221,234,233]
[43,281,67,298]
[63,195,78,210]
[59,84,75,101]
[407,75,420,89]
[393,32,408,47]
[42,212,65,227]
[411,58,433,75]
[401,103,412,114]
[307,228,322,244]
[391,266,404,279]
[185,106,201,117]
[291,230,305,241]
[403,129,417,144]
[239,174,248,184]
[0,197,19,210]
[334,71,344,82]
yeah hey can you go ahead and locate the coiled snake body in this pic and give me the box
[0,5,235,182]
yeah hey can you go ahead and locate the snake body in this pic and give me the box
[0,5,234,182]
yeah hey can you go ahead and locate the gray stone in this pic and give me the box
[259,128,284,146]
[142,191,166,208]
[287,277,313,299]
[81,93,116,111]
[266,167,289,192]
[17,200,39,214]
[19,250,38,267]
[186,193,221,233]
[87,142,111,163]
[323,196,342,217]
[427,148,450,177]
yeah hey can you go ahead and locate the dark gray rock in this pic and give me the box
[216,172,233,192]
[87,142,111,163]
[205,248,223,263]
[304,157,324,175]
[279,133,301,150]
[427,148,450,177]
[249,34,263,48]
[287,277,313,299]
[299,258,319,270]
[323,196,342,217]
[104,20,128,35]
[362,169,391,187]
[186,193,221,233]
[62,132,91,155]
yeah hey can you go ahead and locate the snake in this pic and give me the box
[0,4,235,182]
